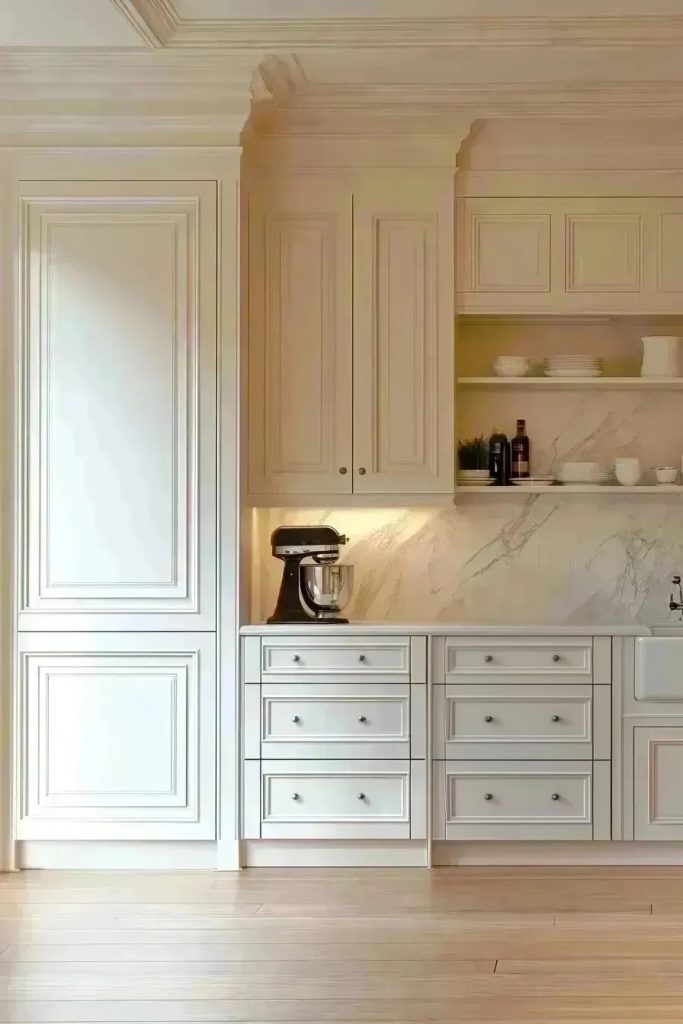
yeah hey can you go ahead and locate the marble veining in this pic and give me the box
[252,498,683,626]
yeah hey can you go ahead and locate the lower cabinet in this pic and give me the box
[433,759,610,840]
[633,726,683,840]
[16,632,216,840]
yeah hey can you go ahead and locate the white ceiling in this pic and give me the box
[0,0,144,46]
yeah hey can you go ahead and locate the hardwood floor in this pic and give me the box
[3,867,683,1020]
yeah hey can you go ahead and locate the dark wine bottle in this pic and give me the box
[488,428,510,486]
[510,418,530,479]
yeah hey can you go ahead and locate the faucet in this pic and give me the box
[670,575,683,619]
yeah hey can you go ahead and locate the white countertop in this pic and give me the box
[240,622,652,636]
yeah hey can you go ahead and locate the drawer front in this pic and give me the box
[261,637,410,683]
[444,638,592,680]
[259,683,410,759]
[260,759,411,839]
[436,683,593,759]
[437,760,593,840]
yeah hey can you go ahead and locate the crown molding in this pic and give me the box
[109,0,177,48]
[150,12,683,51]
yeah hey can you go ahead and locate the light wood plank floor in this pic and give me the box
[4,867,683,1021]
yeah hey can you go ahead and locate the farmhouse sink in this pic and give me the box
[636,633,683,700]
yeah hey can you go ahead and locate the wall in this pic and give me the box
[251,499,683,626]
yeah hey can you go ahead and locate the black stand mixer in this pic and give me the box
[267,525,353,624]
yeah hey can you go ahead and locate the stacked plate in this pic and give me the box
[543,355,603,378]
[457,470,493,487]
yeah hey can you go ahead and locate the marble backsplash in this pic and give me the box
[251,498,683,626]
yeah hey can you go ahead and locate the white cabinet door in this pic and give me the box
[634,726,683,840]
[15,632,216,840]
[248,175,353,496]
[353,173,454,494]
[19,181,217,631]
[562,199,644,311]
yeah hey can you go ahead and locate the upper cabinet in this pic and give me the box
[457,196,683,314]
[19,180,218,632]
[247,171,454,500]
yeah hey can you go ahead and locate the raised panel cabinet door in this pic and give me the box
[353,173,454,494]
[653,199,683,307]
[562,199,644,310]
[634,726,683,840]
[248,175,353,495]
[456,198,553,312]
[19,181,217,631]
[15,632,216,840]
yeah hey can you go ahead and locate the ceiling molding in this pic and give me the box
[156,13,683,51]
[109,0,177,48]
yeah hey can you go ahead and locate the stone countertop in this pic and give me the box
[240,622,652,636]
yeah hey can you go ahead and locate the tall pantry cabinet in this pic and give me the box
[13,161,227,850]
[247,169,454,501]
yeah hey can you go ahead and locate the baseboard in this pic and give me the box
[434,841,683,865]
[16,840,219,870]
[244,840,428,867]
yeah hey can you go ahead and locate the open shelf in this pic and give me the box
[456,484,683,495]
[458,377,683,389]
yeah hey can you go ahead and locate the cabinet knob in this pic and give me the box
[552,654,561,663]
[291,793,300,801]
[358,467,367,476]
[484,715,494,723]
[358,715,367,723]
[357,792,366,800]
[551,792,560,801]
[339,466,347,475]
[551,714,561,723]
[484,654,494,663]
[291,715,301,724]
[292,654,301,663]
[484,792,493,801]
[358,654,367,663]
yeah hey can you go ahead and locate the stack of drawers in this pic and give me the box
[242,635,427,839]
[432,637,611,840]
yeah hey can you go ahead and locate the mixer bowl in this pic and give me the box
[300,564,354,619]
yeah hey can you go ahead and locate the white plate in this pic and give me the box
[544,370,603,378]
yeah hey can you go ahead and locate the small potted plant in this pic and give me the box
[457,436,490,486]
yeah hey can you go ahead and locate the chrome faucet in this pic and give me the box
[670,575,683,618]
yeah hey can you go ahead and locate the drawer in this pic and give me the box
[261,637,411,683]
[433,683,593,759]
[434,760,595,840]
[255,683,414,759]
[256,759,413,839]
[443,637,592,681]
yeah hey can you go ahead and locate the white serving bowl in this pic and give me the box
[493,356,530,377]
[656,466,678,484]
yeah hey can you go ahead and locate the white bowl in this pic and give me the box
[656,466,678,484]
[493,356,530,378]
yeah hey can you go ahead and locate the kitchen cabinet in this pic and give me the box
[457,196,683,314]
[633,726,683,840]
[247,171,454,500]
[18,179,218,632]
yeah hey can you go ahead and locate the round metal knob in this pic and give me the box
[551,714,561,723]
[551,792,560,801]
[552,654,561,663]
[357,793,366,800]
[292,654,301,663]
[484,792,493,801]
[358,715,367,723]
[484,715,494,723]
[484,655,494,663]
[339,466,347,475]
[291,715,300,724]
[358,467,367,476]
[291,793,300,801]
[358,654,367,663]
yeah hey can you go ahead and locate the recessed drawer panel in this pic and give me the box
[259,683,411,759]
[437,759,594,840]
[435,683,593,760]
[260,759,411,839]
[444,638,592,680]
[261,637,410,683]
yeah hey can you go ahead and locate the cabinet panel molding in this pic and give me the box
[19,181,217,630]
[634,726,683,840]
[565,212,641,293]
[16,632,216,840]
[472,214,550,293]
[657,210,683,293]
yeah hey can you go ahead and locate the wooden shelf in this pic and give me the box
[456,484,683,495]
[458,376,683,389]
